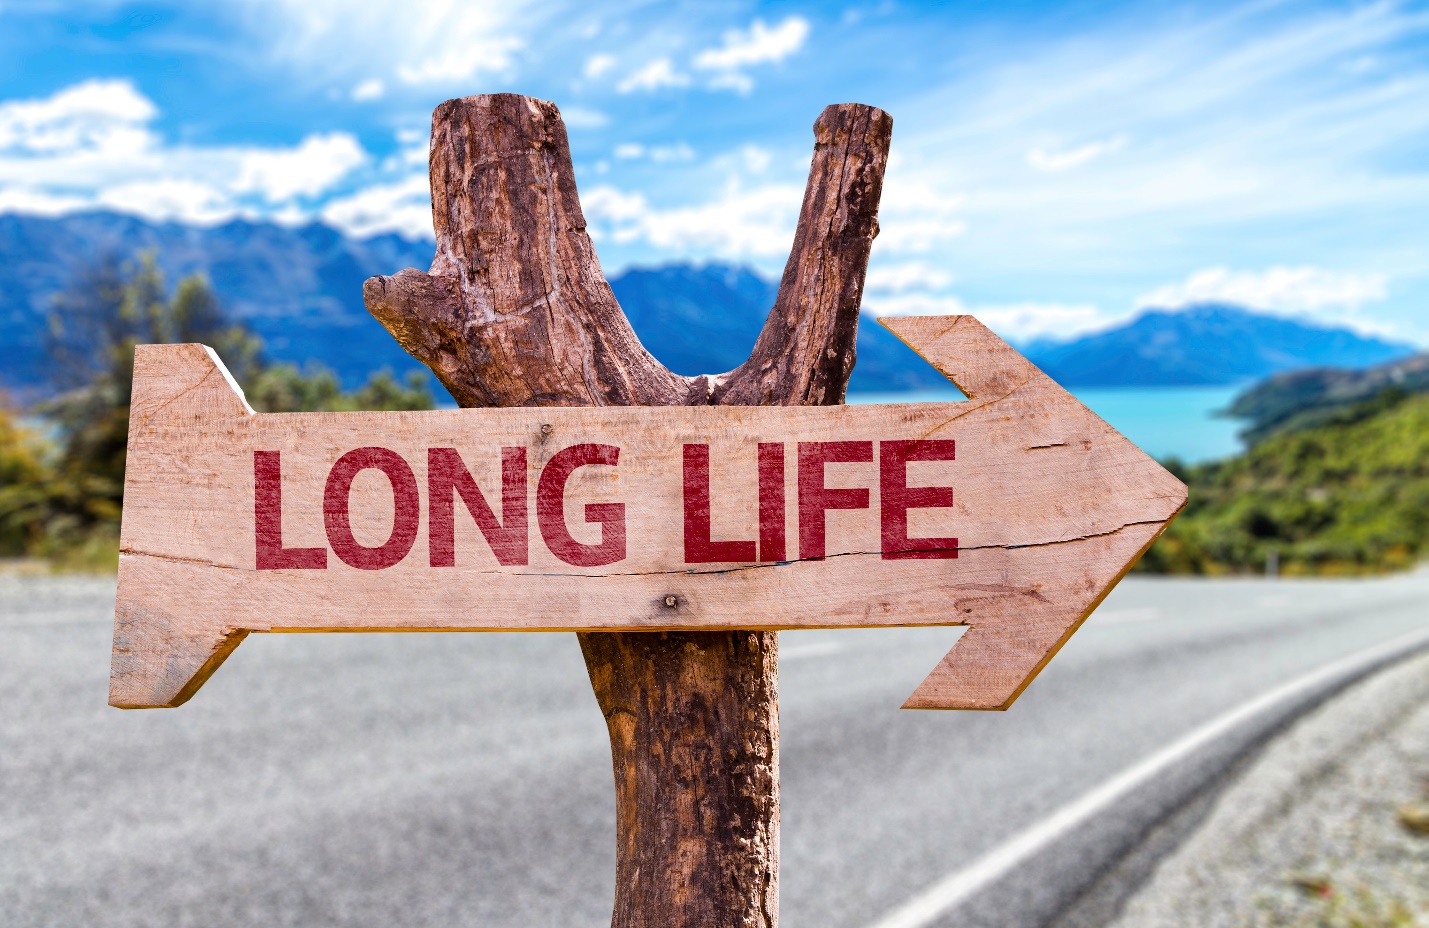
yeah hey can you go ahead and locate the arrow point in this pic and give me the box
[902,514,1182,709]
[900,622,1075,710]
[878,315,1045,401]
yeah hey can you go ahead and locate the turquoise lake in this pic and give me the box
[847,385,1246,464]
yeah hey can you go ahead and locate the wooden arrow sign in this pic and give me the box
[111,314,1185,711]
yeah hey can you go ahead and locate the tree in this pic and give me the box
[364,94,890,928]
[17,252,438,568]
[246,364,435,413]
[0,402,53,558]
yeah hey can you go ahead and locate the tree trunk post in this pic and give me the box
[365,93,891,928]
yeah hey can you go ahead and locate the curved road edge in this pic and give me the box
[864,623,1429,928]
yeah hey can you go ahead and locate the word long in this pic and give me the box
[257,440,958,570]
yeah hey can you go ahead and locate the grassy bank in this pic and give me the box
[1139,391,1429,575]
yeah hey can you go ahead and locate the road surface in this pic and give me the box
[1,570,1426,927]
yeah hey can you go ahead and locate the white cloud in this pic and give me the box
[580,140,967,277]
[0,187,93,217]
[615,142,696,162]
[860,289,1111,343]
[0,79,156,155]
[583,180,804,258]
[967,303,1113,342]
[1138,266,1388,314]
[238,0,529,87]
[233,132,366,202]
[320,174,432,240]
[1026,135,1127,172]
[694,16,809,71]
[561,106,610,129]
[864,261,955,294]
[389,129,429,168]
[861,292,967,318]
[0,80,371,227]
[351,79,385,101]
[651,143,695,163]
[897,3,1429,277]
[97,179,236,225]
[872,156,968,254]
[740,145,772,173]
[579,185,647,225]
[692,16,809,93]
[861,256,1107,342]
[706,72,755,94]
[584,53,618,79]
[617,58,691,94]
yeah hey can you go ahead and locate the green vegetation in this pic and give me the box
[0,406,60,560]
[0,253,436,571]
[1139,388,1429,576]
[1140,345,1429,576]
[6,253,1424,578]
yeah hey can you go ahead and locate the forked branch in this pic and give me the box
[364,94,890,410]
[363,92,891,928]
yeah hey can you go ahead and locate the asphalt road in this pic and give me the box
[2,570,1426,928]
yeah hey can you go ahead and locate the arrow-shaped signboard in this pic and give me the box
[111,315,1185,711]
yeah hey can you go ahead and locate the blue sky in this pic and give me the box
[1,1,1427,345]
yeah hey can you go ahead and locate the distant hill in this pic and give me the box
[1225,351,1429,444]
[2,212,1416,400]
[1022,304,1414,387]
[0,211,434,399]
[0,212,947,400]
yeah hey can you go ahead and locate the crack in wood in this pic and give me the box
[120,518,1166,581]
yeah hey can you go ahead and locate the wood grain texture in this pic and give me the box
[710,102,890,407]
[113,318,1185,710]
[363,96,889,414]
[580,631,778,928]
[327,92,874,926]
[361,94,892,928]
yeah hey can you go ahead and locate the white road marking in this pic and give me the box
[865,623,1429,928]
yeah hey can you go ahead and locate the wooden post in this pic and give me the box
[364,93,891,928]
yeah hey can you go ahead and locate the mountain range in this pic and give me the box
[1024,304,1412,386]
[0,212,1416,401]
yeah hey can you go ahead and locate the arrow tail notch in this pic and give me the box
[111,344,256,708]
[111,599,249,708]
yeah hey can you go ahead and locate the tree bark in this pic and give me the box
[365,93,891,928]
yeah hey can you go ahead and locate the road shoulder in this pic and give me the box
[1062,650,1429,927]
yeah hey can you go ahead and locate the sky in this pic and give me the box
[1,0,1427,346]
